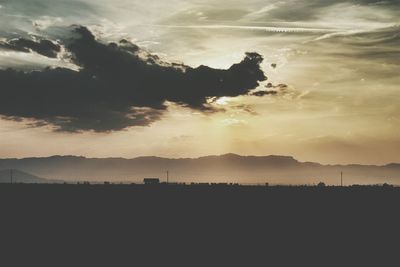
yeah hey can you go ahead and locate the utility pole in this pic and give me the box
[167,170,169,184]
[10,169,13,184]
[341,171,343,187]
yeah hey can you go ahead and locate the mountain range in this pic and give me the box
[1,154,399,185]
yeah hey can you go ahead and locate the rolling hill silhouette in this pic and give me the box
[0,169,58,183]
[0,154,399,185]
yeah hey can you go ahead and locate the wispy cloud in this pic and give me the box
[152,24,337,33]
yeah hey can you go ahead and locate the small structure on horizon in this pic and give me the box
[341,171,343,187]
[144,178,160,185]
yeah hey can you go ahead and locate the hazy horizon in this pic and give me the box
[1,152,400,166]
[2,153,400,186]
[1,0,400,166]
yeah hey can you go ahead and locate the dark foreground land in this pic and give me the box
[1,184,399,266]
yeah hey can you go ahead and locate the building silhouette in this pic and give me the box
[143,178,160,185]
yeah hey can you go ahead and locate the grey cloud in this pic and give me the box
[0,26,268,132]
[158,0,399,25]
[0,0,98,35]
[161,7,250,25]
[251,90,277,97]
[0,38,61,58]
[337,26,400,47]
[249,0,400,22]
[250,83,288,97]
[314,25,400,67]
[0,0,94,18]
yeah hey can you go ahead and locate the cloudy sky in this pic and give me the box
[0,0,399,164]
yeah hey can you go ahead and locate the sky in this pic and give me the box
[0,0,399,164]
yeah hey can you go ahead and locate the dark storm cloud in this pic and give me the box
[0,26,267,132]
[251,90,277,97]
[250,83,289,97]
[0,38,61,58]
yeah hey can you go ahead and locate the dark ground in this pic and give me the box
[0,184,399,266]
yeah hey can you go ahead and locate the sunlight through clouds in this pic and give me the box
[0,0,399,164]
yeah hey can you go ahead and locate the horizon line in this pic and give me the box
[1,153,399,167]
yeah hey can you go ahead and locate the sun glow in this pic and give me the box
[215,97,229,105]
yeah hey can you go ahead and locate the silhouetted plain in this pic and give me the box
[0,183,399,266]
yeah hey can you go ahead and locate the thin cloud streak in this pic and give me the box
[152,24,338,33]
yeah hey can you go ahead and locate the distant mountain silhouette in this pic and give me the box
[0,154,399,185]
[0,169,59,183]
